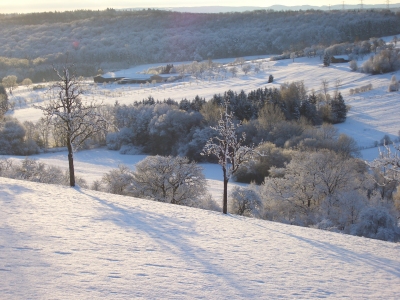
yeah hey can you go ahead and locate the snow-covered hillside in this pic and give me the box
[1,177,399,299]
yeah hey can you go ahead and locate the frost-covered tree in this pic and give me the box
[242,64,252,75]
[101,164,133,195]
[234,57,245,67]
[2,75,17,95]
[21,78,32,89]
[202,99,257,214]
[290,52,296,62]
[229,67,238,77]
[349,60,358,71]
[36,63,107,186]
[263,150,367,225]
[351,206,400,242]
[0,117,39,155]
[130,156,207,206]
[0,85,9,118]
[229,185,262,217]
[368,143,400,184]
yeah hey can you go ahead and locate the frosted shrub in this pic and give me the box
[229,185,263,217]
[350,84,372,95]
[349,60,358,71]
[388,75,399,92]
[101,165,133,195]
[0,117,39,155]
[351,206,400,242]
[1,158,65,185]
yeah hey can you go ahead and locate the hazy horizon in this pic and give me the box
[0,1,393,14]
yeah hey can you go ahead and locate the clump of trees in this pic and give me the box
[96,156,218,210]
[361,49,400,74]
[229,148,400,242]
[104,82,347,161]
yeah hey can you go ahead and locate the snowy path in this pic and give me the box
[1,178,399,299]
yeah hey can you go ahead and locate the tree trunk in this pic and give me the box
[223,168,228,214]
[66,137,75,187]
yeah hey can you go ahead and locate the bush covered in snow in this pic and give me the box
[351,206,400,242]
[0,158,87,187]
[0,117,39,155]
[388,75,399,92]
[361,49,400,74]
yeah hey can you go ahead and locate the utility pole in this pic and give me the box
[386,0,390,9]
[342,1,345,10]
[360,0,363,10]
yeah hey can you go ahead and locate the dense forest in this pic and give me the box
[0,8,399,81]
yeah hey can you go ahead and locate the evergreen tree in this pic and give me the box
[300,99,319,125]
[330,92,347,124]
[323,53,331,67]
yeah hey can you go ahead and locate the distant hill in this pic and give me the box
[127,4,400,13]
[0,8,399,81]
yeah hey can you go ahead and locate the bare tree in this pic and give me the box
[202,99,257,214]
[234,57,245,67]
[321,79,329,102]
[290,52,296,62]
[36,63,107,186]
[229,66,238,77]
[242,64,252,75]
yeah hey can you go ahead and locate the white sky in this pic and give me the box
[0,1,386,14]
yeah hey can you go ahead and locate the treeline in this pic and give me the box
[1,9,399,81]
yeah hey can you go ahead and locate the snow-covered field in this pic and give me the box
[1,177,399,299]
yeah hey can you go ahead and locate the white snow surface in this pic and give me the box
[1,177,399,299]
